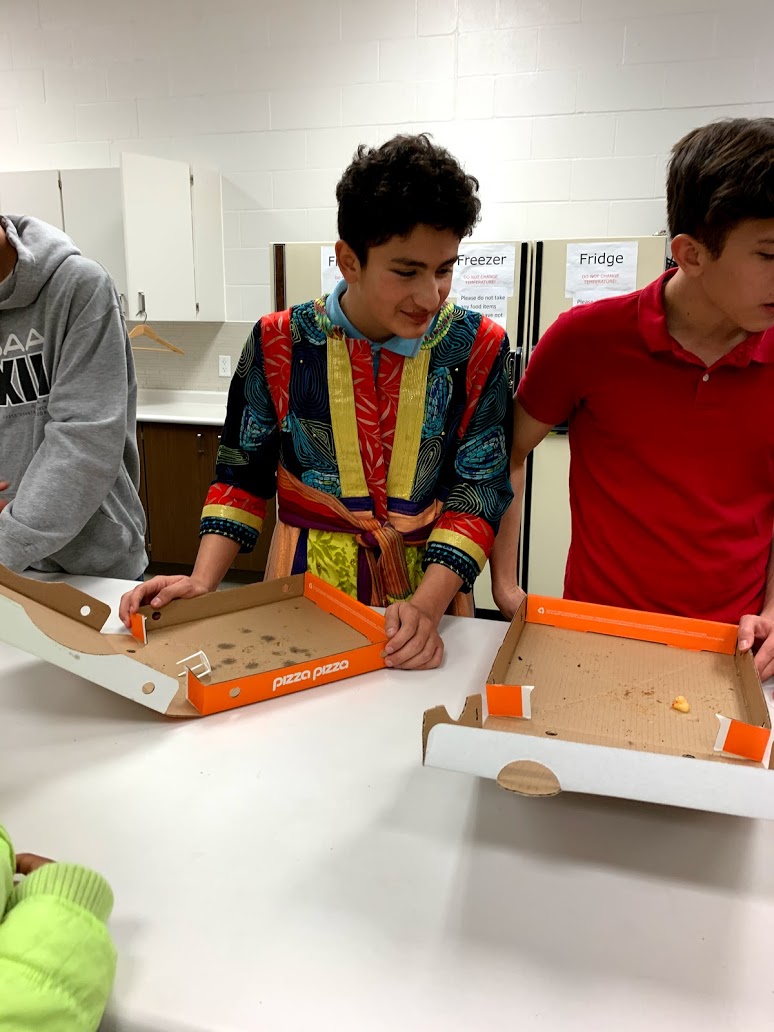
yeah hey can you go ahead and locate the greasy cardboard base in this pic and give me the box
[492,623,756,761]
[119,596,368,681]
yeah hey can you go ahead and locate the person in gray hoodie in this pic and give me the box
[0,214,147,579]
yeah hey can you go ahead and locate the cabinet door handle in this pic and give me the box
[197,432,204,456]
[136,291,147,319]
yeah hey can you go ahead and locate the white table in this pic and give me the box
[2,577,774,1032]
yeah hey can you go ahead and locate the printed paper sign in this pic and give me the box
[572,289,616,307]
[455,292,508,329]
[320,245,344,295]
[565,241,638,301]
[452,243,516,297]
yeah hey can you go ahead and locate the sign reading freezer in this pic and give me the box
[565,240,638,306]
[319,243,517,330]
[451,243,516,328]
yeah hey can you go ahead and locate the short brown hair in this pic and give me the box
[667,117,774,255]
[336,134,480,265]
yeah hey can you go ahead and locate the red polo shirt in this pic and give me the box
[517,269,774,623]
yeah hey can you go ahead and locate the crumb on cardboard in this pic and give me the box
[672,695,690,713]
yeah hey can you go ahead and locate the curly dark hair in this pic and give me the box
[667,117,774,256]
[336,134,481,264]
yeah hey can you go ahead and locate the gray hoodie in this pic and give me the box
[0,215,147,579]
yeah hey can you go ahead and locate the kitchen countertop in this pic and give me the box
[136,388,227,426]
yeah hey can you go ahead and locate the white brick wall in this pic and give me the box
[0,0,770,336]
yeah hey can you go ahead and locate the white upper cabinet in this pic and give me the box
[120,153,198,322]
[4,156,225,323]
[59,167,128,303]
[0,170,64,230]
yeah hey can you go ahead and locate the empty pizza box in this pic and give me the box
[0,566,387,717]
[423,595,774,820]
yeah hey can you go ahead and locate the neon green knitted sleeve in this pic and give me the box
[0,826,117,1032]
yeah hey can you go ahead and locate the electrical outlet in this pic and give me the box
[218,354,231,378]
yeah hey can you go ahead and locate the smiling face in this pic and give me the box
[695,219,774,333]
[335,224,461,343]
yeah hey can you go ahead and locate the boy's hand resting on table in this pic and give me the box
[383,600,444,670]
[119,575,211,629]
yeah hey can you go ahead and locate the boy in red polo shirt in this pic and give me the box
[491,117,774,680]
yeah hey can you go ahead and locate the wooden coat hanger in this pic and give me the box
[128,323,185,355]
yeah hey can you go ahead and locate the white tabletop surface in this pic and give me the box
[136,389,227,426]
[2,576,774,1032]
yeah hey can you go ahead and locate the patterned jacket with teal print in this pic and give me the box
[200,298,513,607]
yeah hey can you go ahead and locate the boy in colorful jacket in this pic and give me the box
[0,824,116,1031]
[121,134,513,670]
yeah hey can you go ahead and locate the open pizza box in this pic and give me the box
[423,596,774,820]
[0,566,387,717]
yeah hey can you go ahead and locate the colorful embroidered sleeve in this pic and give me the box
[424,322,513,591]
[200,322,280,552]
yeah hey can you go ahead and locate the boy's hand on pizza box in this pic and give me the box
[738,609,774,682]
[119,575,210,628]
[382,601,444,670]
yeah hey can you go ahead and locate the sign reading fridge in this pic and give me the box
[565,240,639,306]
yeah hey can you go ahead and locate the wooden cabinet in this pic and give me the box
[8,156,225,323]
[138,422,275,576]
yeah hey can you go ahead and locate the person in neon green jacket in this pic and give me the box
[0,824,116,1031]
